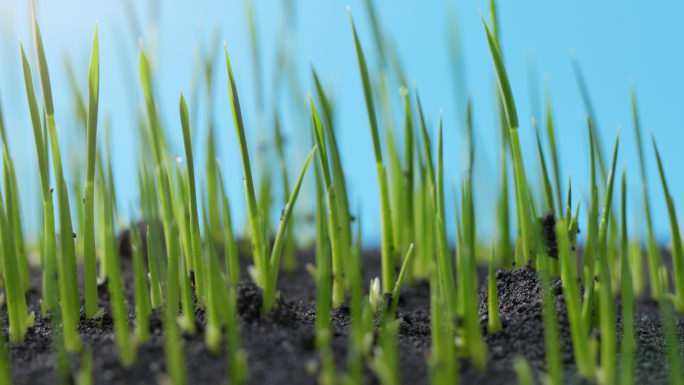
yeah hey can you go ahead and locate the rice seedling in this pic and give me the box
[163,221,188,385]
[557,217,597,379]
[28,2,81,351]
[651,131,684,312]
[83,22,101,320]
[76,350,93,385]
[311,66,353,294]
[620,167,635,384]
[310,96,345,307]
[487,242,502,334]
[630,85,661,298]
[19,40,58,314]
[147,226,164,308]
[349,8,396,294]
[512,356,533,385]
[130,217,151,344]
[179,92,208,303]
[481,13,536,266]
[216,161,240,286]
[0,152,32,344]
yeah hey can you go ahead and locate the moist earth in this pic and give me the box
[2,230,683,384]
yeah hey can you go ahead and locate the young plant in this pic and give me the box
[651,131,684,312]
[179,92,207,303]
[544,92,563,217]
[311,66,353,292]
[415,95,457,319]
[310,97,344,307]
[224,44,314,313]
[224,45,269,294]
[349,9,396,294]
[225,286,248,385]
[273,112,297,273]
[596,129,620,385]
[30,2,81,351]
[427,263,457,385]
[83,22,101,319]
[0,158,32,344]
[264,147,316,310]
[620,168,635,384]
[512,356,533,385]
[481,14,536,265]
[556,218,597,379]
[487,242,501,334]
[100,167,134,366]
[630,85,662,299]
[131,219,151,345]
[146,226,164,308]
[216,161,240,286]
[163,221,188,385]
[19,40,58,313]
[202,200,229,354]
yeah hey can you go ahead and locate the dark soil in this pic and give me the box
[3,229,684,384]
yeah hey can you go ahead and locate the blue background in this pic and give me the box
[0,0,681,248]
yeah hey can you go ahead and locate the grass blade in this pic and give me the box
[84,22,100,319]
[179,92,207,302]
[349,8,396,293]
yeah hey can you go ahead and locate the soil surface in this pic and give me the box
[3,229,683,384]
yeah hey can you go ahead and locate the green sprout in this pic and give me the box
[620,167,635,384]
[651,131,684,312]
[179,92,208,303]
[19,40,58,314]
[310,96,344,307]
[311,65,353,295]
[481,13,536,265]
[131,219,151,345]
[630,85,661,298]
[84,22,101,320]
[147,226,164,308]
[512,356,533,385]
[224,44,314,313]
[0,151,32,344]
[30,0,81,351]
[349,8,396,294]
[487,242,501,334]
[216,161,240,286]
[163,221,188,385]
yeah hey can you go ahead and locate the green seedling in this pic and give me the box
[30,1,81,352]
[349,8,396,294]
[265,147,316,310]
[202,199,229,354]
[310,97,344,307]
[76,350,93,385]
[273,111,296,272]
[651,132,684,312]
[216,161,240,286]
[488,242,501,333]
[620,168,635,385]
[179,92,208,303]
[147,227,163,308]
[311,65,353,293]
[163,221,188,385]
[557,218,596,379]
[0,161,32,344]
[482,13,535,265]
[512,356,533,385]
[84,23,100,319]
[631,86,662,298]
[131,219,151,345]
[416,97,457,319]
[19,40,58,314]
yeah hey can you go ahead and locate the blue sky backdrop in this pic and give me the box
[0,0,682,247]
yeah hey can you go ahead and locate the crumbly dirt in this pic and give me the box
[2,227,683,384]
